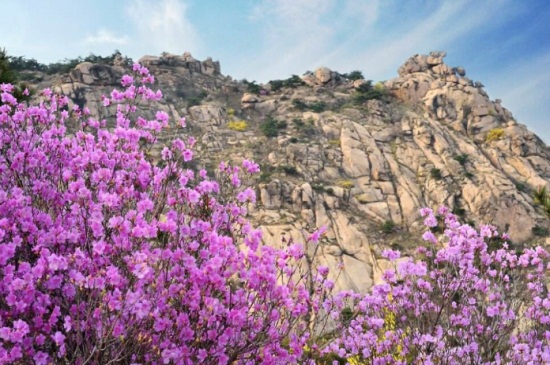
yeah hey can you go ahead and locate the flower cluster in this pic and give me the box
[2,62,550,365]
[0,65,330,364]
[323,208,550,364]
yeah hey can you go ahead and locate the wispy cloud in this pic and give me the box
[486,50,550,143]
[243,0,515,82]
[125,0,201,57]
[247,0,380,81]
[85,29,129,45]
[340,0,519,80]
[493,51,550,105]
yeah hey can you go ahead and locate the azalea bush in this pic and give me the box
[0,65,333,364]
[1,62,550,365]
[322,207,550,364]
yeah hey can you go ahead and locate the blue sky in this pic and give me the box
[1,0,549,143]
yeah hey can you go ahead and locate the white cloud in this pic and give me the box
[125,0,201,57]
[343,0,518,80]
[246,0,380,81]
[242,0,516,83]
[85,29,129,45]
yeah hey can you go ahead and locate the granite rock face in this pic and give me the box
[30,51,550,293]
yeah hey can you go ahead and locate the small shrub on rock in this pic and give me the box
[227,120,248,131]
[260,117,286,137]
[486,128,505,142]
[430,167,443,180]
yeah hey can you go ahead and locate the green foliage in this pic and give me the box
[270,80,284,92]
[286,75,304,87]
[452,206,466,217]
[292,118,305,128]
[242,79,261,94]
[187,91,208,107]
[515,182,527,192]
[430,168,443,180]
[292,99,327,113]
[486,128,505,142]
[292,98,308,111]
[289,137,299,143]
[292,117,317,138]
[533,186,550,219]
[342,70,364,81]
[260,117,287,137]
[453,154,469,166]
[485,234,509,253]
[337,180,354,189]
[340,307,355,326]
[310,101,326,113]
[258,165,276,182]
[533,186,548,205]
[269,75,304,91]
[6,55,46,72]
[354,80,373,93]
[278,165,299,176]
[312,184,325,193]
[0,48,33,102]
[259,171,273,182]
[382,220,396,234]
[11,50,131,75]
[351,81,386,104]
[0,48,17,85]
[532,225,549,237]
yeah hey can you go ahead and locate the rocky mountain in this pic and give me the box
[24,51,550,294]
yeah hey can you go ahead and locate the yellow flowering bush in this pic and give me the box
[228,120,248,131]
[486,128,505,142]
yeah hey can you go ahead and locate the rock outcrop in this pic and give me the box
[301,67,342,87]
[138,52,221,75]
[28,51,550,293]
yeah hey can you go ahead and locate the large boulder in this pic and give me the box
[315,67,332,84]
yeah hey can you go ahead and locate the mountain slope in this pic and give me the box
[27,51,550,293]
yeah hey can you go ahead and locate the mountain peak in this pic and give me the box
[21,51,550,293]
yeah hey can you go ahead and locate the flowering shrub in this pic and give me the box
[227,120,248,131]
[322,207,550,364]
[0,65,332,364]
[2,62,550,365]
[486,128,505,142]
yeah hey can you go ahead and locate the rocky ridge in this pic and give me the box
[29,51,550,294]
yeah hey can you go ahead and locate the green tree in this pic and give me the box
[343,70,364,81]
[0,48,32,102]
[0,48,17,84]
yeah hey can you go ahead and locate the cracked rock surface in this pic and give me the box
[30,51,550,293]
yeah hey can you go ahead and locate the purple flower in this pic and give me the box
[183,149,193,162]
[10,320,29,343]
[318,266,329,277]
[381,249,401,260]
[52,331,65,345]
[121,75,134,87]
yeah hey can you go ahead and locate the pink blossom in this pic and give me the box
[183,149,193,162]
[121,75,134,87]
[1,66,548,365]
